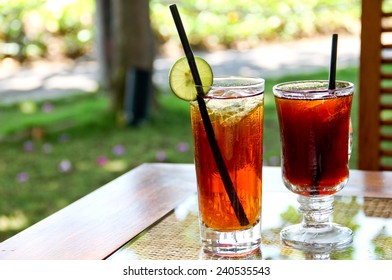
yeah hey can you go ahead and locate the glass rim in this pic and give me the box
[273,80,354,96]
[196,76,265,90]
[193,76,264,100]
[272,80,354,93]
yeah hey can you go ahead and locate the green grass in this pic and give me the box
[0,66,359,242]
[0,92,195,241]
[0,93,110,138]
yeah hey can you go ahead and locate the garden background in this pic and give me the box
[0,0,362,242]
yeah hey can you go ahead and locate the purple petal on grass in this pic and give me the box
[176,142,189,153]
[156,151,167,162]
[42,102,54,113]
[16,172,29,183]
[23,141,34,152]
[58,159,72,173]
[96,155,108,166]
[112,145,125,156]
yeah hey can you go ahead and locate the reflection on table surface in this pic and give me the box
[108,192,392,260]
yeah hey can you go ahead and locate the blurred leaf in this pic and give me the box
[280,205,302,224]
[19,100,37,114]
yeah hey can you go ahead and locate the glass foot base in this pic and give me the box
[280,223,353,251]
[201,220,261,257]
[200,247,262,260]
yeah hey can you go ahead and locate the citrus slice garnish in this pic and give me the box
[169,56,213,101]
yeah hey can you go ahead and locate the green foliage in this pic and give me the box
[151,0,361,49]
[0,0,94,61]
[0,0,361,61]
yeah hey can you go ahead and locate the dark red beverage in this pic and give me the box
[274,81,353,196]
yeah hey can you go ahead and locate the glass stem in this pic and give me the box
[297,195,334,228]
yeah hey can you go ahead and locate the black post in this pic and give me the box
[124,68,153,125]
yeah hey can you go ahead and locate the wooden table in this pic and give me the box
[1,163,392,260]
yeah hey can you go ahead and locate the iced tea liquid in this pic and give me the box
[191,89,263,231]
[275,88,353,196]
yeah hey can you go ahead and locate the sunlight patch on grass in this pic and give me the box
[0,211,28,232]
[103,159,128,173]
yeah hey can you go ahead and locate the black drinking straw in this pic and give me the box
[169,4,249,226]
[312,34,340,192]
[328,33,338,91]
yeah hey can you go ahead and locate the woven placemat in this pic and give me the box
[112,196,392,260]
[364,197,392,218]
[116,211,201,260]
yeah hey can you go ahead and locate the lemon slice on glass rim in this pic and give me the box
[168,56,213,101]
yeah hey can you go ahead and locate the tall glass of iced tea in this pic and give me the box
[273,80,354,250]
[191,77,264,256]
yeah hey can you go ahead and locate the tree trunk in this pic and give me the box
[95,0,112,90]
[96,0,155,125]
